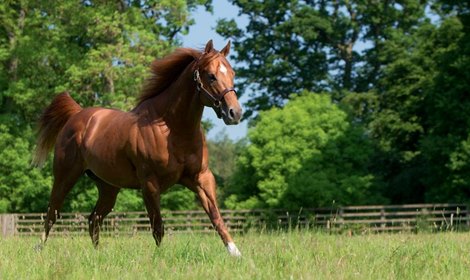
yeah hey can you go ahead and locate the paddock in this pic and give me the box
[1,231,470,279]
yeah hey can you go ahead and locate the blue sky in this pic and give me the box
[181,1,248,141]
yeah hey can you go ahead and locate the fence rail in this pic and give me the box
[1,203,469,237]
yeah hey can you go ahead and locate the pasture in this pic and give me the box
[1,231,470,279]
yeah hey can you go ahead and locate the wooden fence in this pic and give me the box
[1,203,469,237]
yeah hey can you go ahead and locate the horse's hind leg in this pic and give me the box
[87,173,120,247]
[42,161,83,244]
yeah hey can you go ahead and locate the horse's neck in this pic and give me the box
[135,67,204,135]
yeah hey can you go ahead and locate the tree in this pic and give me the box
[207,130,241,182]
[224,92,385,209]
[365,3,470,203]
[216,0,427,117]
[0,125,51,212]
[419,5,470,202]
[365,20,437,202]
[219,0,470,206]
[0,0,212,213]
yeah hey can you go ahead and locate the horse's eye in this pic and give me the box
[209,74,217,82]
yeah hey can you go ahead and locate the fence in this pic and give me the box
[1,203,469,237]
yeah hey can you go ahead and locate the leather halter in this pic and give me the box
[193,69,236,116]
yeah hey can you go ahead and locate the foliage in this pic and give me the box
[160,185,198,211]
[367,9,470,203]
[206,130,245,198]
[0,125,51,212]
[217,0,427,117]
[0,0,212,213]
[225,93,385,209]
[219,0,470,205]
[421,11,470,202]
[2,0,470,212]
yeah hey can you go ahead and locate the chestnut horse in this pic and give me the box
[33,40,242,256]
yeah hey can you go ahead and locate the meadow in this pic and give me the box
[1,230,470,280]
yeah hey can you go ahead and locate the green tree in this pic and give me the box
[0,0,212,213]
[419,6,470,202]
[216,0,427,117]
[219,0,470,206]
[365,2,470,203]
[160,185,198,211]
[225,92,385,209]
[207,131,241,182]
[365,21,437,202]
[0,125,51,212]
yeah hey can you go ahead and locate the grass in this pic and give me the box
[1,230,470,279]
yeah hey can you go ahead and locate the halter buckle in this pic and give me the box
[193,69,200,82]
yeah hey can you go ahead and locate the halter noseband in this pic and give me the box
[193,68,236,113]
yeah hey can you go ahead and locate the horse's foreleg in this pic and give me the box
[88,179,120,247]
[142,178,164,246]
[193,170,242,257]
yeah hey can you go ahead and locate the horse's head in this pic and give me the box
[193,40,242,125]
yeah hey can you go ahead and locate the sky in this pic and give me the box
[181,1,249,141]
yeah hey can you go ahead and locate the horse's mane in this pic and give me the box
[137,47,220,104]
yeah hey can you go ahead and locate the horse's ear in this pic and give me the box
[220,40,231,57]
[204,39,214,53]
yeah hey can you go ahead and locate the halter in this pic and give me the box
[193,67,236,117]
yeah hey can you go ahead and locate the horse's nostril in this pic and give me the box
[229,108,235,119]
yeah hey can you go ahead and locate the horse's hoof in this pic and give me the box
[34,243,44,252]
[226,242,242,257]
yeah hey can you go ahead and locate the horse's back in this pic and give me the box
[58,107,134,147]
[79,107,135,148]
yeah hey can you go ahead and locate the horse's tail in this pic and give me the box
[32,92,82,167]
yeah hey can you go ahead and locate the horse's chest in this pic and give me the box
[135,126,203,186]
[166,148,200,174]
[144,145,200,184]
[144,153,198,191]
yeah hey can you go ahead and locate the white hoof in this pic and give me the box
[226,242,242,257]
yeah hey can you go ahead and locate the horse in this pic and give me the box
[33,40,243,257]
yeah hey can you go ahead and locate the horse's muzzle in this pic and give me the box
[221,105,242,125]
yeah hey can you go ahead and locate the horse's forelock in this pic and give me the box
[196,50,230,70]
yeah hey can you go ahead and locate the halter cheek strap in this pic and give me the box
[193,69,236,111]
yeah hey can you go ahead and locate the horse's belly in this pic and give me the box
[86,158,140,188]
[82,141,139,188]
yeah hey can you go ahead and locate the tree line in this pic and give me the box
[1,0,469,213]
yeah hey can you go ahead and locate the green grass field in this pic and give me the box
[1,231,470,279]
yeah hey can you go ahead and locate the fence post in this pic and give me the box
[1,214,16,237]
[338,207,344,231]
[466,205,470,229]
[381,208,386,228]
